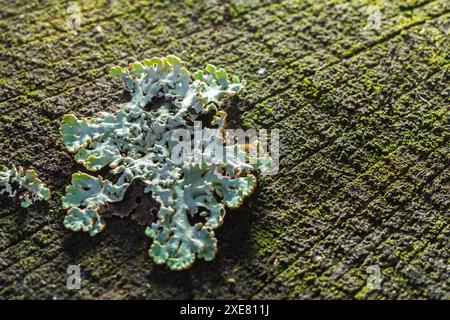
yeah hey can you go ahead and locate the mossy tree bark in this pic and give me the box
[0,0,448,299]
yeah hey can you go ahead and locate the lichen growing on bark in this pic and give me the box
[0,165,51,208]
[60,56,270,270]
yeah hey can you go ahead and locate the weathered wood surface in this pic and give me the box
[0,0,449,299]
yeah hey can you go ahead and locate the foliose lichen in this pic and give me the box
[60,55,270,270]
[0,165,51,208]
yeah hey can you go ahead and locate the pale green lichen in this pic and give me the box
[62,172,125,236]
[0,165,51,208]
[60,55,270,270]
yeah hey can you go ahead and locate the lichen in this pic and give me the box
[0,165,51,208]
[60,55,270,270]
